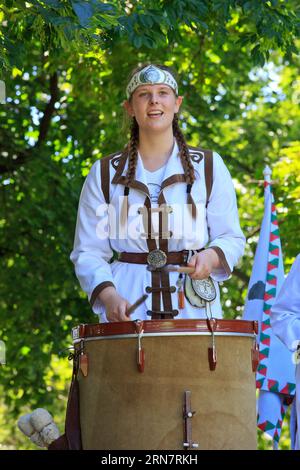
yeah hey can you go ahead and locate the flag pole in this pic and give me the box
[244,162,296,449]
[245,165,278,185]
[263,165,272,186]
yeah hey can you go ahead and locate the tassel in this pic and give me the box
[178,289,185,309]
[186,183,197,219]
[120,186,129,227]
[176,273,185,309]
[79,352,89,377]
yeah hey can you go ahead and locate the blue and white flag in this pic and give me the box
[243,166,295,447]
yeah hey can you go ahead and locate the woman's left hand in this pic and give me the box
[187,249,220,280]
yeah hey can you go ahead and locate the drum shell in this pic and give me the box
[76,324,257,450]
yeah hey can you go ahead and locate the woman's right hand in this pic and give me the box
[98,286,131,322]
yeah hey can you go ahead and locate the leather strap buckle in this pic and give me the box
[147,249,167,269]
[146,309,179,317]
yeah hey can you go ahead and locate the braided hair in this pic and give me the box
[172,113,196,218]
[121,63,197,223]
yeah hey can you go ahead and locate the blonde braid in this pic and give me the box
[172,114,197,218]
[126,117,139,184]
[120,118,139,226]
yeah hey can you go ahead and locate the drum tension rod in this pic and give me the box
[207,316,217,371]
[183,391,199,450]
[251,335,259,372]
[79,340,88,378]
[134,320,145,373]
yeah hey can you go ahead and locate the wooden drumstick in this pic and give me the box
[147,265,195,274]
[127,294,148,315]
[163,266,195,274]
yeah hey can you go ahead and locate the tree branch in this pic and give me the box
[223,153,254,175]
[36,72,59,147]
[0,149,30,175]
[0,246,19,257]
[246,226,261,240]
[0,72,59,175]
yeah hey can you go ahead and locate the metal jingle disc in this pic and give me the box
[147,249,167,269]
[191,277,216,302]
[184,274,206,307]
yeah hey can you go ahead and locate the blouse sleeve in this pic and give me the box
[206,152,246,282]
[271,255,300,352]
[70,160,115,314]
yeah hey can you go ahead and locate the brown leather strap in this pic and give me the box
[158,191,177,319]
[100,147,214,207]
[48,434,69,450]
[158,196,169,251]
[90,281,115,307]
[118,250,189,265]
[64,355,82,450]
[144,197,157,251]
[100,156,110,204]
[160,268,178,319]
[151,270,161,320]
[204,149,213,207]
[143,197,161,319]
[111,148,129,185]
[146,285,176,293]
[146,309,178,317]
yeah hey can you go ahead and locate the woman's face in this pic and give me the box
[124,84,183,133]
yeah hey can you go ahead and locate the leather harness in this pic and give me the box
[100,146,213,319]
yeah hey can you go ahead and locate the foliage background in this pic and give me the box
[0,0,299,450]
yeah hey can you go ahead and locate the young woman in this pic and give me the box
[70,63,246,322]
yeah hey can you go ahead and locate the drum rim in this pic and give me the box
[72,319,258,342]
[73,331,256,344]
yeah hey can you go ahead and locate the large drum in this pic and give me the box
[72,319,258,450]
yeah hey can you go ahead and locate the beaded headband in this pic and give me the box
[126,65,178,99]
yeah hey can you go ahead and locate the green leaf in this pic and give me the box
[139,14,154,29]
[71,1,93,28]
[133,35,142,48]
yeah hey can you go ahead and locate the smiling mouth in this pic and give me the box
[147,112,164,118]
